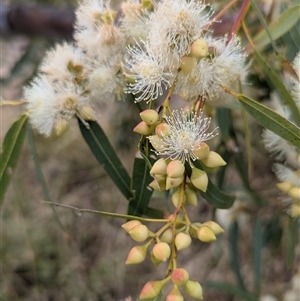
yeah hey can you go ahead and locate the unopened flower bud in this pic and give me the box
[149,175,166,191]
[190,39,208,58]
[202,221,224,235]
[139,280,167,299]
[197,226,216,242]
[193,142,210,160]
[134,121,154,135]
[148,135,165,152]
[291,203,300,218]
[122,220,141,232]
[171,268,190,286]
[166,285,184,301]
[185,188,198,206]
[190,168,208,192]
[180,56,196,75]
[125,244,148,264]
[276,182,292,193]
[167,160,185,178]
[185,280,203,299]
[140,109,159,125]
[54,118,69,136]
[166,175,184,190]
[150,158,167,175]
[150,250,162,265]
[152,242,171,262]
[155,123,171,137]
[287,187,300,200]
[175,232,192,251]
[189,222,201,238]
[201,151,226,168]
[171,189,186,207]
[79,106,96,121]
[129,224,149,242]
[161,228,173,244]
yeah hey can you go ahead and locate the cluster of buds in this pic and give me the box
[122,216,224,299]
[139,268,203,300]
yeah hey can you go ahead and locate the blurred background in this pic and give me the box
[1,0,299,300]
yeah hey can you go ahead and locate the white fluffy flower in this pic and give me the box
[150,110,218,165]
[120,0,150,42]
[273,164,299,187]
[124,41,174,102]
[176,36,248,105]
[24,76,91,136]
[75,0,126,61]
[39,42,85,82]
[148,0,213,65]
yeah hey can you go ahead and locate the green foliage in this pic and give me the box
[0,114,28,205]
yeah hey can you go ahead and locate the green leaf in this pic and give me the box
[253,49,300,126]
[235,94,300,148]
[204,282,259,301]
[78,119,134,201]
[286,216,299,268]
[253,216,263,295]
[253,4,300,52]
[0,114,28,205]
[250,0,278,53]
[128,156,153,216]
[144,207,164,218]
[229,221,247,291]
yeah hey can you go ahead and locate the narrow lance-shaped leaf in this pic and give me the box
[226,92,300,148]
[252,4,300,52]
[78,119,134,201]
[0,114,28,205]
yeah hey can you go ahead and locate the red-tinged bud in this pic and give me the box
[197,226,216,242]
[161,228,173,244]
[190,39,208,58]
[180,56,196,75]
[190,168,208,192]
[155,122,171,137]
[150,250,162,265]
[139,279,169,299]
[185,280,203,299]
[193,142,210,160]
[152,242,171,262]
[171,268,189,286]
[166,175,184,190]
[129,224,149,242]
[185,188,198,206]
[201,151,226,168]
[166,285,184,301]
[134,121,154,135]
[202,221,224,235]
[122,220,141,232]
[167,160,185,178]
[125,244,148,264]
[140,109,159,125]
[150,158,167,175]
[149,176,166,191]
[175,232,192,250]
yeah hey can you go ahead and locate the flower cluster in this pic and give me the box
[262,52,300,218]
[23,0,248,136]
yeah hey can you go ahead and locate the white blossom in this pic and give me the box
[176,36,248,105]
[148,0,213,66]
[273,164,299,187]
[124,41,174,102]
[24,76,91,136]
[39,42,85,82]
[150,110,218,166]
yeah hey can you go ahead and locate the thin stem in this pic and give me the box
[213,0,239,22]
[1,99,27,106]
[42,200,169,223]
[228,0,250,42]
[162,75,178,116]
